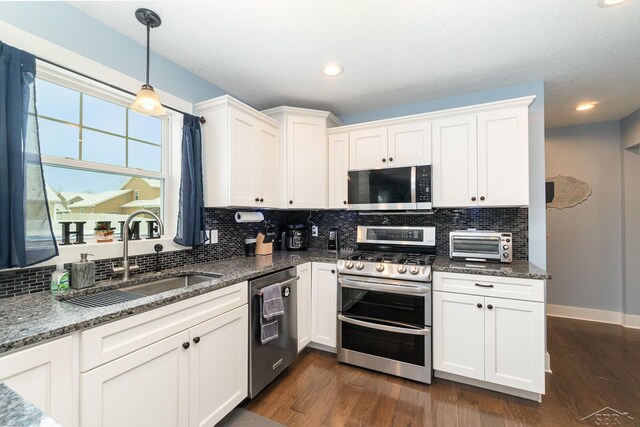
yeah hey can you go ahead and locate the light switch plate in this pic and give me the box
[312,225,318,237]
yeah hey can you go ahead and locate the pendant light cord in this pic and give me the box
[145,20,151,86]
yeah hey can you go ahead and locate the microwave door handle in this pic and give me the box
[338,277,430,295]
[411,166,417,204]
[338,314,430,336]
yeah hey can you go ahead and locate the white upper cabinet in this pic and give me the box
[432,100,531,208]
[328,132,350,209]
[387,121,432,167]
[477,107,529,206]
[262,107,341,209]
[196,96,280,208]
[432,115,478,207]
[349,128,388,170]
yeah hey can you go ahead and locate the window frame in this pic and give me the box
[33,61,184,261]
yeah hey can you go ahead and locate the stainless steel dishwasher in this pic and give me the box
[248,267,298,398]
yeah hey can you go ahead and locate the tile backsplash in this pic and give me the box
[0,207,527,298]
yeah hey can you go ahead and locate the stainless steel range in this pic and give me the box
[337,225,435,384]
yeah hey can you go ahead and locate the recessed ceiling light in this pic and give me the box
[322,63,343,76]
[598,0,629,7]
[576,102,597,111]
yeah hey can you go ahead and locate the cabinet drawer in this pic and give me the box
[433,272,543,302]
[81,281,247,372]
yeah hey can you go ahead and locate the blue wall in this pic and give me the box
[339,81,547,268]
[0,1,228,104]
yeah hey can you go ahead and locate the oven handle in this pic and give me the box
[338,277,430,295]
[338,314,430,336]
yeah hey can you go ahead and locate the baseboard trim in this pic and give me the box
[547,304,640,329]
[307,342,337,353]
[434,371,542,402]
[545,351,552,374]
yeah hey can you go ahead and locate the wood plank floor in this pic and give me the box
[244,317,640,426]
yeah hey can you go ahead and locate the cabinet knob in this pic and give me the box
[182,342,190,350]
[331,269,335,274]
[389,157,393,162]
[487,304,493,310]
[382,158,387,163]
[477,303,483,309]
[289,200,293,205]
[480,196,485,201]
[193,336,200,344]
[471,197,477,202]
[259,198,264,202]
[255,197,259,202]
[343,200,347,205]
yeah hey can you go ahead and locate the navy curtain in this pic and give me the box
[174,114,205,247]
[0,42,58,268]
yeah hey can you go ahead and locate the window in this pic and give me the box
[35,73,168,241]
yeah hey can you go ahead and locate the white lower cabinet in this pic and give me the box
[0,336,75,427]
[311,262,338,348]
[296,262,313,351]
[80,282,249,427]
[433,272,545,397]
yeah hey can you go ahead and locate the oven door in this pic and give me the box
[347,166,416,210]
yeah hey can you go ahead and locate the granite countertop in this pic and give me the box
[432,257,551,280]
[0,250,338,356]
[0,383,61,427]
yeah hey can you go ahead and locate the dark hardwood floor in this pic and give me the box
[244,317,640,426]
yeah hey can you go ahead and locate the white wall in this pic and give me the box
[546,122,622,312]
[621,108,640,315]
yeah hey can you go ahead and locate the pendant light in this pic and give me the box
[130,8,166,116]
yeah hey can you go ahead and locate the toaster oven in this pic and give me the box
[449,230,512,263]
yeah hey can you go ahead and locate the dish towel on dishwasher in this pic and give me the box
[260,283,285,344]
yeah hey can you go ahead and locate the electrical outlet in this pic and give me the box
[204,229,218,245]
[312,225,318,237]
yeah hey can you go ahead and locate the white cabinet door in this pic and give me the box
[349,128,388,170]
[477,107,529,207]
[433,291,485,380]
[328,132,350,209]
[484,297,544,393]
[189,305,248,427]
[387,121,432,167]
[432,115,478,207]
[297,262,313,351]
[255,123,280,208]
[311,262,338,348]
[0,336,75,427]
[81,331,190,427]
[286,115,328,208]
[228,107,259,207]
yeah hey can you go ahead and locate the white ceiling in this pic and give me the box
[70,0,640,128]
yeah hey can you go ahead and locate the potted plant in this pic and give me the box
[94,221,115,243]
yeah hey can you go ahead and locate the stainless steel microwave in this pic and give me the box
[449,230,512,263]
[347,165,431,210]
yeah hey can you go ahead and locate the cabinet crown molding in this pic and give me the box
[261,105,342,128]
[196,95,281,128]
[328,95,536,134]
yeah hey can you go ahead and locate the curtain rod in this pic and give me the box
[34,55,206,124]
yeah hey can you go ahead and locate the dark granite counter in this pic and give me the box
[0,250,338,356]
[433,257,551,280]
[0,383,61,427]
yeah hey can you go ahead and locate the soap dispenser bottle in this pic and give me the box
[71,253,95,289]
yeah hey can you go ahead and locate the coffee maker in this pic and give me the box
[284,224,308,251]
[328,227,339,252]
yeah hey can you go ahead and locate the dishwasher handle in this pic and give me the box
[254,275,299,296]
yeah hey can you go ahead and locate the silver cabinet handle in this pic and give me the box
[475,283,494,288]
[338,314,430,336]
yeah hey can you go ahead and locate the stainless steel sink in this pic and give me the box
[124,274,220,296]
[64,274,222,308]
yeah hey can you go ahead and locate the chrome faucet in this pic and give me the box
[113,209,165,281]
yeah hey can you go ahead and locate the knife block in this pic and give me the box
[256,232,273,256]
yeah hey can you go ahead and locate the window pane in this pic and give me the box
[42,165,163,239]
[36,79,80,124]
[39,118,79,159]
[128,141,161,172]
[83,94,126,135]
[82,129,126,167]
[129,111,161,144]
